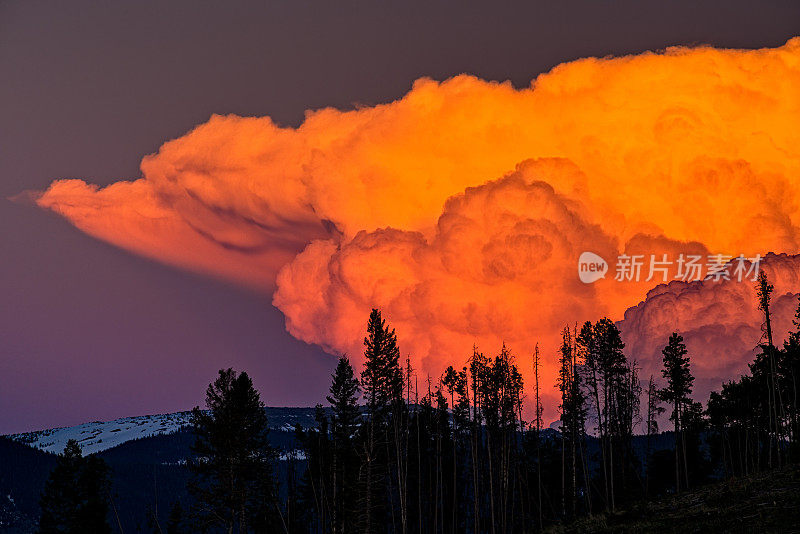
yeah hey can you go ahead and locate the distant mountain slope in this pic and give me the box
[6,407,322,455]
[9,412,194,455]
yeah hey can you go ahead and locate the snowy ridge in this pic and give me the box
[9,411,194,455]
[7,407,322,455]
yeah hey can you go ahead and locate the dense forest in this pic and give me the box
[32,271,800,533]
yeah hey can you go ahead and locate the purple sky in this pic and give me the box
[2,0,799,434]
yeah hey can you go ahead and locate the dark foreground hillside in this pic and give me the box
[554,464,800,534]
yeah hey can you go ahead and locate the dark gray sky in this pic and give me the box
[1,0,798,434]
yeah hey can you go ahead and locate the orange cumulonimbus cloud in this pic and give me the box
[32,38,800,418]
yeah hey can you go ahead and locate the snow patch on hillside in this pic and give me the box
[7,407,323,455]
[9,412,194,455]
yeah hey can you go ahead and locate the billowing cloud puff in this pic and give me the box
[275,164,619,393]
[620,253,800,410]
[36,38,800,286]
[31,38,800,416]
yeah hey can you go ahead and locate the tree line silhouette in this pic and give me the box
[36,271,800,533]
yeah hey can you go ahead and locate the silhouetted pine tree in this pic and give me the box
[359,308,404,533]
[407,379,436,533]
[467,347,489,534]
[659,333,694,493]
[614,359,642,504]
[705,283,800,477]
[174,306,800,532]
[645,374,664,497]
[531,343,544,529]
[756,271,785,467]
[708,374,765,477]
[442,364,469,532]
[327,356,361,534]
[557,326,587,519]
[188,368,279,533]
[38,439,111,534]
[579,318,631,511]
[681,399,711,486]
[474,344,524,533]
[707,288,800,479]
[782,294,800,460]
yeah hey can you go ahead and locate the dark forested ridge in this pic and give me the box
[0,437,56,532]
[3,273,800,533]
[0,411,316,533]
[0,422,681,533]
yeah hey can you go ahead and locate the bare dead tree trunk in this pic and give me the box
[362,404,375,534]
[488,429,496,534]
[469,351,482,534]
[534,345,543,531]
[580,433,592,514]
[674,400,680,494]
[415,376,422,534]
[560,425,565,520]
[590,368,609,511]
